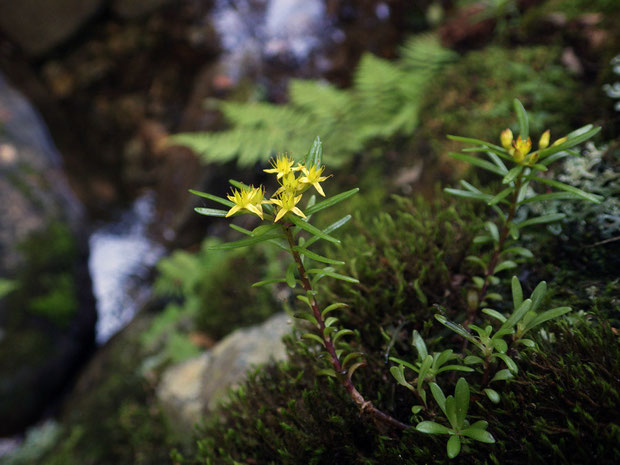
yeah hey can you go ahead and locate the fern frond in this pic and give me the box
[173,33,455,167]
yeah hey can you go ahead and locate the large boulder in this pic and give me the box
[156,313,290,438]
[0,72,96,436]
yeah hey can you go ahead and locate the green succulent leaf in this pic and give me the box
[430,382,447,415]
[194,207,228,217]
[305,189,359,215]
[307,268,359,283]
[491,369,514,382]
[454,378,470,428]
[462,426,496,443]
[416,421,451,435]
[305,136,323,168]
[412,330,428,360]
[293,246,345,265]
[288,215,340,244]
[484,388,501,404]
[189,189,235,207]
[447,435,462,459]
[513,98,529,139]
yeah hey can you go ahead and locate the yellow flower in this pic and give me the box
[500,128,513,151]
[299,165,330,196]
[263,154,299,179]
[226,186,265,219]
[274,171,303,196]
[538,130,550,150]
[269,191,306,222]
[511,136,531,163]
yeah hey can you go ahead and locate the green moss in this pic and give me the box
[418,46,581,172]
[38,315,176,465]
[9,221,79,328]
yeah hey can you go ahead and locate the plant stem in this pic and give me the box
[466,173,524,325]
[283,224,409,431]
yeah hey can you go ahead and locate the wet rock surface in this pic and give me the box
[156,312,290,437]
[0,73,96,437]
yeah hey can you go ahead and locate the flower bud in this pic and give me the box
[513,136,532,156]
[512,148,525,163]
[526,152,539,166]
[552,136,567,147]
[538,130,550,150]
[500,128,513,151]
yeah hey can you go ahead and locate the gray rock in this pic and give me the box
[111,0,173,19]
[0,0,103,56]
[0,72,95,436]
[157,313,290,437]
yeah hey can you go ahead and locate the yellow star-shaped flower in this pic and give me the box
[226,186,265,219]
[299,165,330,196]
[269,191,306,223]
[263,154,300,179]
[274,171,303,196]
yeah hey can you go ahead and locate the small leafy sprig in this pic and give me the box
[435,276,572,403]
[416,378,495,459]
[191,137,407,430]
[389,330,473,412]
[445,99,602,323]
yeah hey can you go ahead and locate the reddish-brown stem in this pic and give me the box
[283,224,409,431]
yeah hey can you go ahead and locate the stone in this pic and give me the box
[0,72,96,436]
[0,0,103,56]
[157,313,291,437]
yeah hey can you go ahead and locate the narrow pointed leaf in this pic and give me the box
[488,187,513,206]
[429,382,447,415]
[206,232,283,249]
[416,421,451,435]
[435,315,479,345]
[513,98,529,139]
[531,177,603,203]
[305,189,359,215]
[491,369,514,382]
[512,276,523,309]
[293,246,345,265]
[307,268,359,283]
[252,278,287,287]
[448,152,505,175]
[321,303,348,319]
[501,299,532,330]
[495,353,518,373]
[195,207,228,217]
[462,426,495,443]
[482,308,507,323]
[530,281,547,312]
[302,333,325,347]
[455,378,470,428]
[288,215,340,244]
[517,213,566,229]
[305,136,323,168]
[525,307,572,332]
[390,365,413,390]
[444,188,492,202]
[501,247,533,258]
[503,165,523,184]
[495,260,518,273]
[303,215,352,248]
[446,135,505,152]
[412,330,428,360]
[189,189,234,207]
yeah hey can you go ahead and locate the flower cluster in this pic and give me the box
[225,154,330,223]
[500,128,566,166]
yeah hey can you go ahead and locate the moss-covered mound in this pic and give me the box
[181,192,619,465]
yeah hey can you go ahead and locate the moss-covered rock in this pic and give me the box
[0,73,95,436]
